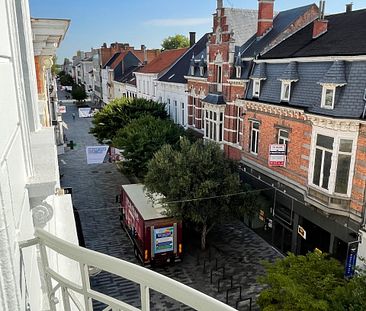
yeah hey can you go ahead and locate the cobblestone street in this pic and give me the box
[58,95,281,311]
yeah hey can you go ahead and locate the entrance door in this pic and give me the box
[299,218,330,255]
[273,221,292,254]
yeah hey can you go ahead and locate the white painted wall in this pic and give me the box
[101,68,109,104]
[135,72,158,101]
[0,1,81,310]
[113,80,126,99]
[156,81,188,127]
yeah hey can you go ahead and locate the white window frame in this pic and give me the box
[278,129,289,150]
[167,98,171,116]
[253,79,261,98]
[191,65,195,76]
[280,81,291,102]
[250,121,260,155]
[174,100,178,123]
[236,106,243,145]
[192,97,196,126]
[181,102,185,125]
[308,127,357,197]
[200,66,204,77]
[321,85,336,109]
[204,107,224,143]
[236,66,241,79]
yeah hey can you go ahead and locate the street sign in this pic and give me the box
[345,242,359,278]
[298,225,306,240]
[58,105,66,113]
[269,144,286,167]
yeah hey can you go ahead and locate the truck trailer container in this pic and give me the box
[120,184,183,266]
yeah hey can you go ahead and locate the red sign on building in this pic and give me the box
[268,144,286,167]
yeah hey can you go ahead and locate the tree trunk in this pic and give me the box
[201,223,207,250]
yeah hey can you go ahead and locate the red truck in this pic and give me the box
[120,184,183,266]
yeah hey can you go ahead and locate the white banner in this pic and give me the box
[86,146,109,164]
[78,107,92,118]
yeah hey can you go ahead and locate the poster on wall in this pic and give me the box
[78,107,92,118]
[86,146,109,164]
[268,144,286,167]
[58,105,66,113]
[154,227,174,254]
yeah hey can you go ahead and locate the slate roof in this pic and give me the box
[240,4,316,58]
[318,61,347,85]
[202,93,226,105]
[115,65,140,83]
[138,48,188,75]
[246,61,366,119]
[250,62,267,80]
[263,9,366,58]
[224,8,258,46]
[159,34,209,84]
[279,62,299,81]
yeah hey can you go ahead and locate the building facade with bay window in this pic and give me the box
[239,7,366,264]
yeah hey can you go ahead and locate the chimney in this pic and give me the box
[257,0,275,37]
[312,1,328,39]
[346,3,353,13]
[189,32,196,47]
[217,0,223,9]
[141,45,147,64]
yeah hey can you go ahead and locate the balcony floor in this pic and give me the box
[57,90,281,310]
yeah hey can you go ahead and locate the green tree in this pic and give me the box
[112,115,184,178]
[90,97,168,143]
[161,34,190,50]
[60,74,74,86]
[144,138,243,250]
[258,252,346,311]
[332,269,366,311]
[71,84,87,102]
[51,56,61,76]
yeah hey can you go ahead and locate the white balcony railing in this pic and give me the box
[21,228,237,311]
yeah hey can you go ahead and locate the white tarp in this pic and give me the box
[86,146,109,164]
[78,107,92,118]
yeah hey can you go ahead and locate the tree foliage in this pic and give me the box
[60,74,74,86]
[144,138,248,250]
[258,252,346,311]
[112,115,184,178]
[161,34,190,50]
[90,97,168,143]
[71,84,87,101]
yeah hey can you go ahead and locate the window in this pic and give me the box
[192,97,196,125]
[200,66,204,77]
[204,109,224,142]
[253,80,260,98]
[181,102,185,125]
[167,98,171,116]
[250,121,260,154]
[311,133,354,195]
[174,100,178,123]
[281,82,291,102]
[190,65,195,76]
[216,65,222,84]
[236,106,243,144]
[321,86,336,109]
[278,129,289,154]
[236,66,241,79]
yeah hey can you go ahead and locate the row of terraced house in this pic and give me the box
[69,0,366,268]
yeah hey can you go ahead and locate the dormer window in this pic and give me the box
[236,66,241,79]
[281,81,291,102]
[253,79,261,98]
[321,86,336,109]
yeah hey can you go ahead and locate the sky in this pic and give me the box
[29,0,365,63]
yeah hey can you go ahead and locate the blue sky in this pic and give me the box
[29,0,365,62]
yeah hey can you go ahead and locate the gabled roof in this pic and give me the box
[318,61,347,85]
[158,34,209,84]
[103,52,122,69]
[240,4,317,58]
[137,48,188,75]
[263,9,366,58]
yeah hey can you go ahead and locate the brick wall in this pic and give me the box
[241,104,311,187]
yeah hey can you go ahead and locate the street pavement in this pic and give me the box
[58,91,281,311]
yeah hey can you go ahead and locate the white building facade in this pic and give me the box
[1,1,81,310]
